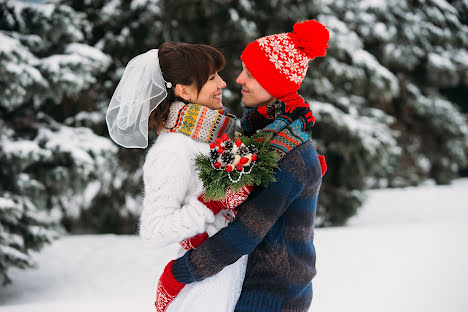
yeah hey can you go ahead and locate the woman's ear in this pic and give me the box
[175,84,191,102]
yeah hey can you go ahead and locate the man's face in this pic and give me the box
[236,62,275,108]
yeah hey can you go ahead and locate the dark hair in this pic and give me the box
[148,42,226,132]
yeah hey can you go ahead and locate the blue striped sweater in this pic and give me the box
[173,138,322,312]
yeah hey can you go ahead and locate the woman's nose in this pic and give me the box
[218,77,226,89]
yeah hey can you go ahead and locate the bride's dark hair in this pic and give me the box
[149,42,226,132]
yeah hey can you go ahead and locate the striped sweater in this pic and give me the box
[172,138,322,312]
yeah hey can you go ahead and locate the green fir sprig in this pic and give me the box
[195,132,279,200]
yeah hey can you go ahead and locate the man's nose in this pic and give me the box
[236,73,244,85]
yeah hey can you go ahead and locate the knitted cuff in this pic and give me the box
[172,251,197,284]
[179,232,209,250]
[161,260,185,294]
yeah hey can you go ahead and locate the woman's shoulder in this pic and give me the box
[145,133,188,159]
[151,132,193,149]
[144,132,208,165]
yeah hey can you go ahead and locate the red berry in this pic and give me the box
[225,165,233,172]
[236,163,243,171]
[210,142,216,149]
[235,139,242,147]
[240,157,249,164]
[251,153,257,161]
[217,148,224,154]
[222,134,229,141]
[215,138,221,144]
[213,162,221,169]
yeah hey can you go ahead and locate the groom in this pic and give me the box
[157,20,329,312]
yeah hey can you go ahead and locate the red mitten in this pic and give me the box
[220,184,254,210]
[155,260,185,312]
[179,232,209,250]
[198,184,254,214]
[197,194,226,215]
[318,155,327,177]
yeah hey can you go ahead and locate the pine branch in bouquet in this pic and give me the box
[195,132,278,201]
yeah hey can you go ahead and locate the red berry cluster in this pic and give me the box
[209,134,258,173]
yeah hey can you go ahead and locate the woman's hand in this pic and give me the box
[198,184,254,214]
[179,232,209,250]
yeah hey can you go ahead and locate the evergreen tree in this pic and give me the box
[61,0,467,227]
[0,0,115,284]
[307,0,468,224]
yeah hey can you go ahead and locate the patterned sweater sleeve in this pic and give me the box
[139,147,215,248]
[172,149,310,283]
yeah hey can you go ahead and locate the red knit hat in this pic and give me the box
[240,20,330,100]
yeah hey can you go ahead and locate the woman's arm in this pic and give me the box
[139,148,215,247]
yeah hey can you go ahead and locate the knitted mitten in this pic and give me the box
[179,232,209,250]
[197,194,225,215]
[155,260,185,312]
[198,184,254,214]
[318,155,327,176]
[220,184,254,210]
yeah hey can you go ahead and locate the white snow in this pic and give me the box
[1,178,467,312]
[428,52,456,72]
[311,100,400,158]
[65,43,112,68]
[1,139,52,162]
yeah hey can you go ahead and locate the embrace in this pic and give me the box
[106,20,329,312]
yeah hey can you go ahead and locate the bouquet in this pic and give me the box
[178,132,278,250]
[195,132,278,201]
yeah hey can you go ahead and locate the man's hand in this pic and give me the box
[155,260,185,312]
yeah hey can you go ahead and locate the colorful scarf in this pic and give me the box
[241,99,315,161]
[160,101,237,143]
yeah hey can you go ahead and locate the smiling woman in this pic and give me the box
[150,42,227,131]
[105,42,247,312]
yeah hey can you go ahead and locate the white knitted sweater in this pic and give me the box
[139,132,228,248]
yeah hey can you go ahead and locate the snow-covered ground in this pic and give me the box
[1,179,467,312]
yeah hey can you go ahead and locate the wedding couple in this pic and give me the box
[106,20,329,312]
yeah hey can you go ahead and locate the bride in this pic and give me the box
[106,42,248,312]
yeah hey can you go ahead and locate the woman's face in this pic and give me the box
[185,72,226,110]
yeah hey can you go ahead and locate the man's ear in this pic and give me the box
[175,84,190,102]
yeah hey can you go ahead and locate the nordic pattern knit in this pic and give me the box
[241,100,314,160]
[172,138,322,312]
[159,101,236,143]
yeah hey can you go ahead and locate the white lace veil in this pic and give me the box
[106,49,168,148]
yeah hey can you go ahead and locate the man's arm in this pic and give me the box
[172,149,310,284]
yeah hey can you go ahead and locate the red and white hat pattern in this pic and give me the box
[257,33,310,85]
[241,20,330,100]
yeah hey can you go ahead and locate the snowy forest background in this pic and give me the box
[1,0,467,285]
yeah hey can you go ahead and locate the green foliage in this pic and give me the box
[0,0,116,283]
[195,133,278,200]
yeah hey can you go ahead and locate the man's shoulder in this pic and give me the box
[279,139,322,185]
